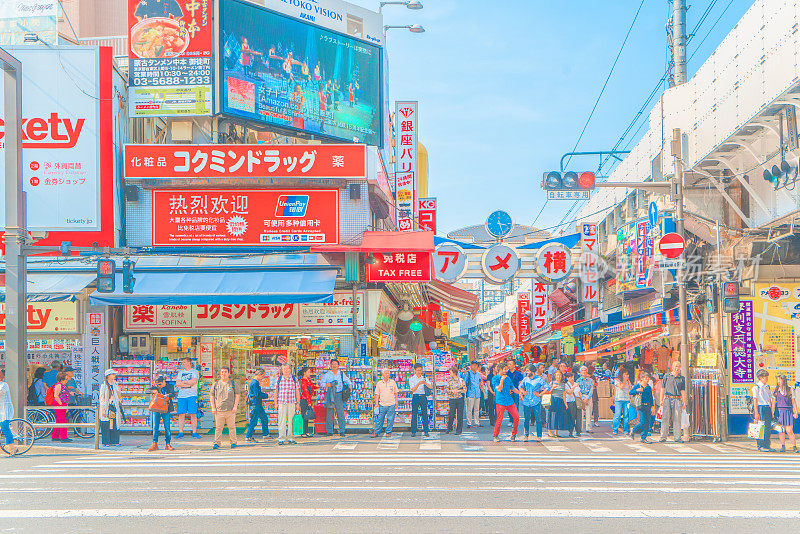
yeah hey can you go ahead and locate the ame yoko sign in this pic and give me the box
[152,189,339,246]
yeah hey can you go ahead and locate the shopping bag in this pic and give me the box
[541,393,552,408]
[747,421,765,440]
[292,413,304,436]
[655,406,663,421]
[681,410,690,430]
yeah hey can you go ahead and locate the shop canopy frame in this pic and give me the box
[574,326,666,361]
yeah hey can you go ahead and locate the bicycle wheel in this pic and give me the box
[73,409,95,439]
[27,409,53,439]
[1,419,35,456]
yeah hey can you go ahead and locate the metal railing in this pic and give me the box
[24,406,101,450]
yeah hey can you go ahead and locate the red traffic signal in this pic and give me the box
[724,281,739,296]
[541,171,596,191]
[578,171,595,189]
[97,259,114,276]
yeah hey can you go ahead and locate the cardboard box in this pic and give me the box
[597,396,614,420]
[597,379,611,398]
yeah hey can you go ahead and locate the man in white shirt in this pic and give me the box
[752,369,774,452]
[175,357,200,439]
[409,363,432,437]
[371,369,399,438]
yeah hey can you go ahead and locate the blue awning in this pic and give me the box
[90,268,338,306]
[0,272,96,302]
[517,233,581,250]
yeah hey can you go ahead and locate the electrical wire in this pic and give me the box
[688,0,737,62]
[563,0,647,170]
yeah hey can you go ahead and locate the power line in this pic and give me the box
[563,0,647,169]
[688,0,736,62]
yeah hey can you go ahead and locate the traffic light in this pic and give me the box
[122,259,136,294]
[542,171,596,191]
[722,281,740,314]
[96,259,115,293]
[706,282,718,314]
[762,160,791,188]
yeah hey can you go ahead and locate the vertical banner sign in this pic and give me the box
[531,281,550,333]
[83,312,106,404]
[730,300,755,384]
[71,347,85,394]
[394,101,418,230]
[418,198,437,233]
[492,329,501,351]
[581,223,599,302]
[128,0,213,117]
[635,220,654,288]
[517,293,531,342]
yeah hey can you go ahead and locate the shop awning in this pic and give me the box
[0,272,96,302]
[311,230,434,253]
[425,279,479,316]
[575,327,664,360]
[89,267,338,306]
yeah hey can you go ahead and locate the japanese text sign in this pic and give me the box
[433,243,467,283]
[531,282,550,332]
[0,302,78,334]
[635,220,654,288]
[418,197,436,233]
[730,300,755,384]
[535,243,573,283]
[517,292,531,342]
[367,251,432,282]
[152,189,339,246]
[481,243,520,283]
[394,101,418,229]
[83,312,106,404]
[128,0,213,116]
[124,144,366,179]
[581,223,599,302]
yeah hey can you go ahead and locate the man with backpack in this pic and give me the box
[245,368,270,443]
[43,361,61,388]
[274,365,301,445]
[27,367,46,406]
[320,358,352,437]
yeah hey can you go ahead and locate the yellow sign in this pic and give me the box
[0,302,78,334]
[743,283,799,386]
[696,352,718,367]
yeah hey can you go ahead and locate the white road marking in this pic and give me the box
[505,447,527,452]
[541,444,569,452]
[582,442,612,453]
[1,508,799,518]
[625,443,656,453]
[377,439,399,450]
[462,445,483,451]
[665,443,700,453]
[333,442,358,450]
[705,444,737,454]
[419,440,441,450]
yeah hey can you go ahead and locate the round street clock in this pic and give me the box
[485,210,513,239]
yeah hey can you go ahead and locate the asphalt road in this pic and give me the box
[1,424,799,533]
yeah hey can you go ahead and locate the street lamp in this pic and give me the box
[384,24,426,34]
[379,1,423,13]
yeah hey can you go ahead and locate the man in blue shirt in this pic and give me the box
[547,359,560,379]
[320,359,353,437]
[245,368,269,443]
[504,359,524,427]
[491,365,521,442]
[43,361,62,388]
[520,363,549,442]
[462,361,483,428]
[576,365,595,434]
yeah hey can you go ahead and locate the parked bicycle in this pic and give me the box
[0,418,35,456]
[27,395,96,439]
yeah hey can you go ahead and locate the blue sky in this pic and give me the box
[350,0,752,235]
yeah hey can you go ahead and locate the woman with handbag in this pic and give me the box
[100,369,123,446]
[773,375,798,453]
[546,370,569,438]
[299,367,317,437]
[149,374,175,452]
[629,371,654,443]
[612,370,632,436]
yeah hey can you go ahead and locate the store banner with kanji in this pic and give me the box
[531,281,551,332]
[124,144,366,178]
[83,312,106,404]
[128,0,213,116]
[394,101,418,229]
[581,223,599,302]
[517,292,531,342]
[418,198,436,233]
[152,189,339,246]
[367,251,432,282]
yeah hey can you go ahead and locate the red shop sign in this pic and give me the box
[367,251,432,282]
[152,189,339,246]
[125,144,366,179]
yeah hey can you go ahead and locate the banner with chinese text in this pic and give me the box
[394,101,417,230]
[366,251,432,282]
[152,189,339,246]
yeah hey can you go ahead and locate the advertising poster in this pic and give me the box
[366,251,432,282]
[394,101,418,228]
[0,302,78,334]
[128,0,213,116]
[0,47,110,236]
[263,0,384,45]
[0,0,58,45]
[152,189,339,246]
[581,223,599,302]
[220,0,382,145]
[124,144,366,178]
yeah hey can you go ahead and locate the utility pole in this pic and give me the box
[672,127,691,441]
[672,0,688,85]
[1,47,26,412]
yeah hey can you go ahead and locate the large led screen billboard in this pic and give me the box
[220,0,382,146]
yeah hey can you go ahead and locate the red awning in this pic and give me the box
[575,327,663,360]
[425,279,479,316]
[311,230,434,253]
